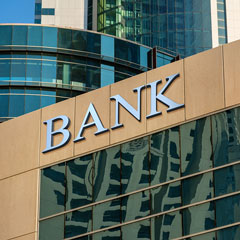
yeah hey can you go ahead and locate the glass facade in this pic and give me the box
[0,24,176,121]
[94,0,213,57]
[39,106,240,239]
[217,0,227,44]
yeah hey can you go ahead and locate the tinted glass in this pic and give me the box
[66,155,92,210]
[12,26,27,45]
[0,26,12,45]
[40,163,65,218]
[28,26,42,46]
[43,27,57,48]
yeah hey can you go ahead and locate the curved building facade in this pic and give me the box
[0,24,177,122]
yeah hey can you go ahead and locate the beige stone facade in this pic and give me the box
[1,40,240,239]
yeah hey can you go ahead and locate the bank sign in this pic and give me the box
[43,73,184,153]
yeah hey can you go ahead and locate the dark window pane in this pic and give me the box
[180,117,212,176]
[122,220,150,239]
[122,191,149,223]
[26,60,41,85]
[12,26,27,45]
[93,146,120,201]
[93,199,120,230]
[212,108,240,167]
[182,172,213,205]
[65,208,92,238]
[183,202,215,235]
[58,28,72,49]
[9,94,24,117]
[216,194,240,227]
[0,26,12,45]
[151,212,182,239]
[150,127,180,185]
[0,95,9,117]
[11,60,26,84]
[39,215,64,240]
[214,164,240,197]
[72,30,87,51]
[43,27,57,48]
[66,155,92,210]
[151,182,181,215]
[25,89,40,113]
[0,59,11,83]
[42,60,57,86]
[41,96,56,108]
[121,137,149,194]
[28,26,42,46]
[40,163,65,218]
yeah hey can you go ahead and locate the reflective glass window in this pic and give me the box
[214,164,240,197]
[86,65,100,89]
[42,60,57,86]
[100,64,114,87]
[12,26,27,45]
[72,30,87,51]
[93,228,120,240]
[57,62,71,87]
[212,108,240,167]
[11,59,26,84]
[93,199,120,230]
[39,215,64,240]
[151,212,182,239]
[101,35,114,60]
[216,194,240,227]
[58,28,72,49]
[122,191,150,223]
[183,202,215,235]
[121,137,149,194]
[87,32,101,54]
[26,59,41,85]
[43,27,57,48]
[25,89,40,114]
[66,155,92,210]
[0,26,12,45]
[0,59,11,82]
[40,163,65,218]
[182,172,214,205]
[65,208,92,238]
[9,89,24,117]
[140,47,149,68]
[41,95,56,108]
[180,117,212,176]
[150,127,180,185]
[28,26,42,46]
[122,220,150,239]
[93,146,120,201]
[71,64,87,88]
[217,224,240,240]
[151,181,181,215]
[0,89,9,117]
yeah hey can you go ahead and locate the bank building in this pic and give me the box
[1,1,240,240]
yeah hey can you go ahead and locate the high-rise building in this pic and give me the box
[90,0,240,57]
[34,0,88,29]
[35,0,240,57]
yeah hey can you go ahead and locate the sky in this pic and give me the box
[0,0,35,23]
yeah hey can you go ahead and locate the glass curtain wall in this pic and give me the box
[0,25,176,121]
[39,106,240,240]
[96,0,213,57]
